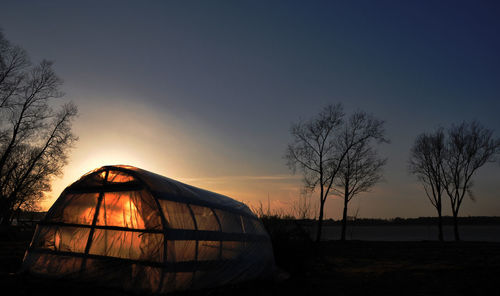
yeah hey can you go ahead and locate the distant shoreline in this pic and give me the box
[14,212,500,225]
[305,224,500,242]
[290,216,500,226]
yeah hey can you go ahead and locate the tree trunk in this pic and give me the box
[437,206,443,241]
[341,191,349,241]
[316,199,325,242]
[0,209,12,227]
[437,214,444,242]
[0,199,12,227]
[452,210,460,241]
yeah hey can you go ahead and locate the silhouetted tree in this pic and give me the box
[286,104,386,242]
[0,31,78,226]
[335,112,387,241]
[441,121,500,241]
[409,129,446,241]
[285,104,344,242]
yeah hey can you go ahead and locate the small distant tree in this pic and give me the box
[441,121,500,241]
[291,191,317,220]
[409,129,446,241]
[334,112,387,241]
[0,31,78,226]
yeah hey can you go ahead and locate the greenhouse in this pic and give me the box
[22,165,275,294]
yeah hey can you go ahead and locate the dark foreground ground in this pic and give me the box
[1,228,500,296]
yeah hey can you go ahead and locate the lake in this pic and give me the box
[310,225,500,241]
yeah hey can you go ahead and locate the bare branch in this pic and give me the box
[285,106,387,241]
[0,31,78,226]
[333,111,388,240]
[441,121,500,240]
[284,104,344,241]
[409,128,446,241]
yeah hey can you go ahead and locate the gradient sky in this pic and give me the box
[1,1,499,219]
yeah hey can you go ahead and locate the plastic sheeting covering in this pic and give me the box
[23,166,275,294]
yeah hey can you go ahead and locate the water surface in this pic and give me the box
[313,225,500,241]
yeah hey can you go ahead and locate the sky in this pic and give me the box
[1,0,499,219]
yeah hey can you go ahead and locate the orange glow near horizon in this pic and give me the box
[45,160,304,214]
[39,97,322,218]
[40,99,500,221]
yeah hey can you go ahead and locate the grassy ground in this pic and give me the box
[1,228,500,296]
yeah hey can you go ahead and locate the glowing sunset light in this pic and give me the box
[3,1,497,221]
[2,3,500,295]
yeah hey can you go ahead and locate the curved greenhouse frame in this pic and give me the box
[22,165,275,293]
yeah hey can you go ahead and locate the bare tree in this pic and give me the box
[441,121,500,241]
[334,112,387,241]
[285,105,386,242]
[286,104,343,242]
[0,31,78,226]
[409,129,446,241]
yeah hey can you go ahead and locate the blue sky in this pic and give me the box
[1,1,499,218]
